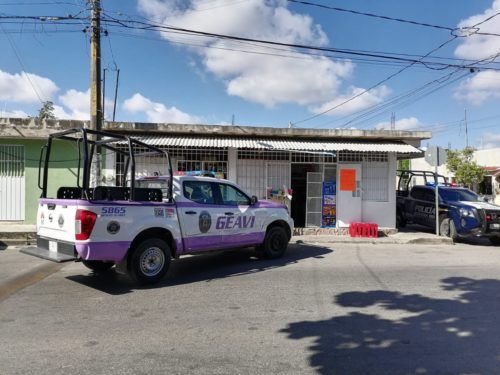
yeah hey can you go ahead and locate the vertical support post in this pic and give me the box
[90,0,102,185]
[112,69,120,122]
[435,162,440,236]
[90,0,102,133]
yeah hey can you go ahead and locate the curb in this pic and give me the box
[293,236,454,245]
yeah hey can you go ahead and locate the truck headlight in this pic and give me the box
[459,208,476,218]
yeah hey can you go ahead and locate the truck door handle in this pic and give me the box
[185,211,197,215]
[225,212,234,216]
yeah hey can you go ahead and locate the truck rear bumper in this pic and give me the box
[20,246,76,262]
[20,236,77,263]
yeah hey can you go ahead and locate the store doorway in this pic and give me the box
[291,164,320,227]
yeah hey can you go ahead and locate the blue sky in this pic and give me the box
[2,0,500,149]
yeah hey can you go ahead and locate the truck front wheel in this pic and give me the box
[258,226,289,259]
[489,236,500,246]
[440,218,458,241]
[129,238,171,285]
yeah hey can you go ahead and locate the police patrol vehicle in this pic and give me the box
[396,170,500,244]
[21,129,294,284]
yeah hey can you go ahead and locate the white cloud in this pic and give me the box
[455,0,500,60]
[53,89,113,120]
[375,116,422,131]
[55,89,91,120]
[0,70,58,103]
[137,0,355,108]
[123,93,200,123]
[453,1,500,104]
[0,109,29,118]
[454,70,500,105]
[311,86,391,117]
[478,132,500,149]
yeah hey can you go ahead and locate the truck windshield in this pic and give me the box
[439,189,479,202]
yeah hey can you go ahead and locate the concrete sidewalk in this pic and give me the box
[293,231,453,245]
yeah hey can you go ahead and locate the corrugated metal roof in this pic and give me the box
[133,136,421,154]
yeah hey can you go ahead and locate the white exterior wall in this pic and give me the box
[473,148,500,166]
[227,147,237,182]
[361,153,396,228]
[410,156,453,179]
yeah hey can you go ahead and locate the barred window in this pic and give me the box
[362,161,389,202]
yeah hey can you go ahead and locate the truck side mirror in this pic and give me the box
[251,195,258,205]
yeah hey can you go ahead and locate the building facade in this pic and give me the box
[0,118,430,228]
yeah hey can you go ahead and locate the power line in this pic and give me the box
[288,0,454,31]
[313,70,464,129]
[0,23,45,104]
[292,35,458,126]
[98,15,497,72]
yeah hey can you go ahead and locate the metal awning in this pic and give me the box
[132,136,422,154]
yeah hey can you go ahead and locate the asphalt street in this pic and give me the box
[1,242,500,375]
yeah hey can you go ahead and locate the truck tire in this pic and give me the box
[129,238,171,285]
[439,218,458,241]
[489,236,500,246]
[259,226,289,259]
[82,260,114,273]
[396,212,406,228]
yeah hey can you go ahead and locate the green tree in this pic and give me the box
[37,101,56,120]
[398,159,410,170]
[446,148,485,189]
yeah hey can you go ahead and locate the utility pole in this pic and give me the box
[464,108,469,148]
[112,69,120,122]
[90,0,102,132]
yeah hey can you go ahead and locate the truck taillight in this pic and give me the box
[75,209,97,240]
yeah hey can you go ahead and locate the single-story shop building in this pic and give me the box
[0,119,430,228]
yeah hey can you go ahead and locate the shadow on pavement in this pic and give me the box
[0,241,7,251]
[66,243,332,295]
[281,277,500,374]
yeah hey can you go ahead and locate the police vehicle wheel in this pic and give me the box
[82,260,114,273]
[489,236,500,246]
[440,218,458,241]
[396,212,406,228]
[129,238,171,285]
[261,227,288,259]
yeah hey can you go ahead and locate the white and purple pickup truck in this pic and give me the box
[21,129,294,284]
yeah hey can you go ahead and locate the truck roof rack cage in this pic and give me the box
[38,128,173,202]
[397,169,450,192]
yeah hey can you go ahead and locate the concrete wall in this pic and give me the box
[361,153,397,228]
[473,148,500,166]
[409,156,453,179]
[0,138,78,224]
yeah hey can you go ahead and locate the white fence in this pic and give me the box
[0,145,25,220]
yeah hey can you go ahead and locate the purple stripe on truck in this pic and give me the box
[75,241,130,262]
[181,232,265,253]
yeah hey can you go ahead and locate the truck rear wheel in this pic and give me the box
[258,226,289,259]
[82,260,114,273]
[396,212,406,228]
[129,238,171,285]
